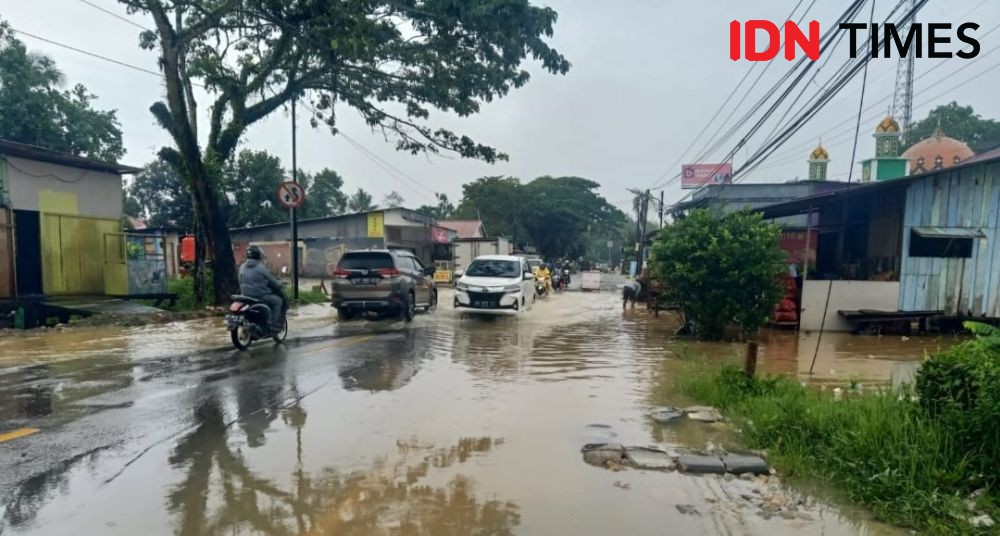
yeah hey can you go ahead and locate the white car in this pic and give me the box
[454,255,535,315]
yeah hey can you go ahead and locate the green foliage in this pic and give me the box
[158,274,215,312]
[416,193,456,220]
[222,149,287,228]
[650,209,785,339]
[129,157,192,230]
[294,289,329,305]
[907,102,1000,153]
[381,190,405,209]
[454,176,628,259]
[0,21,123,161]
[347,188,375,213]
[299,168,347,218]
[916,322,1000,480]
[678,364,995,533]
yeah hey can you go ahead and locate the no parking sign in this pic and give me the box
[276,181,305,209]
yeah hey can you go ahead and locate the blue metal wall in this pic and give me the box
[899,162,1000,317]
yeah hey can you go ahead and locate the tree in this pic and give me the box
[454,176,524,239]
[382,190,405,209]
[907,102,1000,153]
[222,150,286,228]
[123,191,142,219]
[518,176,626,260]
[649,209,785,340]
[417,193,456,220]
[0,21,124,161]
[118,0,569,303]
[299,168,346,218]
[347,188,375,213]
[129,157,193,230]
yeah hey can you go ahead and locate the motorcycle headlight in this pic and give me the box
[504,284,521,293]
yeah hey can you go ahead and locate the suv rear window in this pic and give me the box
[338,252,394,270]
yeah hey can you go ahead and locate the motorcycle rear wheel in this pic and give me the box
[272,319,288,343]
[231,325,253,350]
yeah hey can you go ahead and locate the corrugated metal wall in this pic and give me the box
[899,162,1000,317]
[40,214,126,295]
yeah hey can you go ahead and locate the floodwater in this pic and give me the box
[0,277,942,535]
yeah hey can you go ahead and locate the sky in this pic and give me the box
[2,0,998,215]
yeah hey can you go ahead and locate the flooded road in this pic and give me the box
[0,276,933,535]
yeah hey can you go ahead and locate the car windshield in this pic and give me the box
[465,260,521,278]
[528,259,541,269]
[339,253,393,270]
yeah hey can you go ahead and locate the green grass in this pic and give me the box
[293,289,330,305]
[676,363,997,534]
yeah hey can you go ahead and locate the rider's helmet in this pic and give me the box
[246,245,263,261]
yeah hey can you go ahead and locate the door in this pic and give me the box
[521,260,534,304]
[40,213,124,295]
[13,210,43,296]
[407,256,431,304]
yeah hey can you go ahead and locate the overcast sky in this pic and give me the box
[3,0,998,213]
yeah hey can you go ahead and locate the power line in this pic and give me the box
[77,0,151,31]
[10,27,166,80]
[848,0,879,183]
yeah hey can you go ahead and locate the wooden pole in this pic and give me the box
[744,340,759,378]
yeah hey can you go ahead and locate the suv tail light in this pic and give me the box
[332,268,351,278]
[376,268,401,278]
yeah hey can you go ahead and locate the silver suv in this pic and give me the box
[331,250,437,321]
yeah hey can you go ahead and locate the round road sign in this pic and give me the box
[276,181,306,209]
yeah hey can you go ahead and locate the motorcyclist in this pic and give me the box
[238,245,286,331]
[536,263,553,292]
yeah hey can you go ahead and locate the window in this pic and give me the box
[338,252,394,270]
[908,231,973,258]
[465,259,520,278]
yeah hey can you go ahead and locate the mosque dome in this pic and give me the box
[875,116,901,134]
[809,144,829,161]
[901,127,974,175]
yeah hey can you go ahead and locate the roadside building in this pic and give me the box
[437,219,486,239]
[452,237,512,274]
[229,208,450,278]
[760,148,1000,331]
[0,139,140,299]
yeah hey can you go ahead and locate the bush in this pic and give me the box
[679,361,998,533]
[649,209,786,340]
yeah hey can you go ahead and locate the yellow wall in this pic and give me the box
[41,213,126,295]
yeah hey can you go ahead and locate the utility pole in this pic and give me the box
[637,189,650,274]
[290,95,300,300]
[659,190,665,229]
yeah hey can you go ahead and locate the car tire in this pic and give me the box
[402,291,415,322]
[338,308,356,321]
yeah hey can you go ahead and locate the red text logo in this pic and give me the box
[730,20,820,61]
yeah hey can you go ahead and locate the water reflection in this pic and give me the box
[166,390,517,534]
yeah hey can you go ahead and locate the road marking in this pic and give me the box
[302,335,375,357]
[0,427,39,443]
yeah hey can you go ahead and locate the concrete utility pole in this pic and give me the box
[290,96,300,300]
[659,190,664,229]
[637,189,650,274]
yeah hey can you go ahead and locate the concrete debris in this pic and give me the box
[648,407,684,424]
[971,514,994,528]
[722,454,770,475]
[624,447,675,471]
[675,504,698,516]
[581,443,627,468]
[676,454,727,474]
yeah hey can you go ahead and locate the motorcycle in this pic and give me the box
[534,274,549,297]
[557,269,570,291]
[227,294,288,350]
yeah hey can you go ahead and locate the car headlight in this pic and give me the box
[504,284,521,293]
[456,282,470,291]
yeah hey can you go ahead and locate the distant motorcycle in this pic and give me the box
[227,294,288,350]
[557,269,570,291]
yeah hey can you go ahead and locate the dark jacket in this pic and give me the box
[239,259,284,299]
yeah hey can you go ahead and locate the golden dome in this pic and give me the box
[901,129,974,175]
[809,144,829,161]
[875,116,901,134]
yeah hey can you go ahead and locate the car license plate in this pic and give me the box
[473,301,494,308]
[353,278,378,285]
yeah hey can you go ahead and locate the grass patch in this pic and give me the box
[293,289,329,305]
[677,362,997,534]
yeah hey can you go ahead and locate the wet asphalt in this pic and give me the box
[0,275,908,535]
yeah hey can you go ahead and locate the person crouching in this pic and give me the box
[622,280,641,311]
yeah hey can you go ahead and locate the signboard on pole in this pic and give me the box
[276,181,305,208]
[681,163,733,189]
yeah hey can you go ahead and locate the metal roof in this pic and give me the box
[0,139,142,174]
[913,227,987,239]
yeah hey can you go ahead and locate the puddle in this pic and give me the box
[0,281,949,534]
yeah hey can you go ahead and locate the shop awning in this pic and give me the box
[912,227,986,239]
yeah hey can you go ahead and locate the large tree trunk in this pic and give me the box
[188,164,238,304]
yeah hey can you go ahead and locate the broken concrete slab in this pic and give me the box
[649,407,684,424]
[686,409,723,423]
[676,454,726,474]
[581,443,628,468]
[722,454,769,475]
[624,447,675,471]
[682,405,717,414]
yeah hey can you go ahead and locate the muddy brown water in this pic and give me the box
[0,281,946,534]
